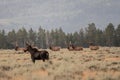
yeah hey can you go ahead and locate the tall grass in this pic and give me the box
[0,47,119,80]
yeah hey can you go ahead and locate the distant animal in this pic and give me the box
[15,45,26,52]
[25,43,49,63]
[74,46,83,51]
[89,42,99,50]
[49,46,60,51]
[68,44,83,51]
[89,46,99,50]
[14,41,26,52]
[67,44,74,51]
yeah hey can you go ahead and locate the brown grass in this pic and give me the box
[0,47,120,80]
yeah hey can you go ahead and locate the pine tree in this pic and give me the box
[16,27,28,47]
[7,29,17,48]
[57,28,66,47]
[105,23,115,46]
[37,26,46,48]
[95,29,105,46]
[0,30,9,48]
[28,28,36,45]
[115,24,120,46]
[73,31,79,46]
[85,23,97,44]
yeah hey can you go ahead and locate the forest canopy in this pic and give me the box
[0,23,120,49]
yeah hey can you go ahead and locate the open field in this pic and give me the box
[0,47,120,80]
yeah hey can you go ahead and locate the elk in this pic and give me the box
[68,44,83,51]
[67,44,74,51]
[25,43,49,63]
[89,42,99,50]
[14,42,26,52]
[73,46,83,51]
[49,46,61,51]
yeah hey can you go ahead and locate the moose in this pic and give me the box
[67,44,83,51]
[89,42,99,50]
[49,46,61,51]
[25,43,49,63]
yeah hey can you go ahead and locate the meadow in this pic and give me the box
[0,47,119,80]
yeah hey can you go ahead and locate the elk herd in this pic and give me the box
[14,42,99,63]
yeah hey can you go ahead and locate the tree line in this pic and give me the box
[0,23,120,49]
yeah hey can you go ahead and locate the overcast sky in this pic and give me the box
[0,0,120,33]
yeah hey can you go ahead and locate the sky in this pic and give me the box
[0,0,120,33]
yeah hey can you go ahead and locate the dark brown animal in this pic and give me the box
[25,43,49,63]
[49,46,60,51]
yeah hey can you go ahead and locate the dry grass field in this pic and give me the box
[0,47,120,80]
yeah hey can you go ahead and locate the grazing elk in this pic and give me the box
[25,43,49,63]
[68,44,83,51]
[89,42,99,50]
[49,46,61,51]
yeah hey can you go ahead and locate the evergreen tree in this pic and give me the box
[66,33,74,45]
[7,29,17,48]
[79,28,85,46]
[0,30,9,48]
[105,23,115,46]
[45,30,50,48]
[37,26,46,48]
[50,29,58,46]
[115,24,120,46]
[85,23,97,44]
[73,31,80,46]
[57,28,66,47]
[95,29,105,46]
[28,28,36,45]
[16,27,28,47]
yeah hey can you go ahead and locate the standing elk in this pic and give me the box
[25,43,49,63]
[49,46,61,51]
